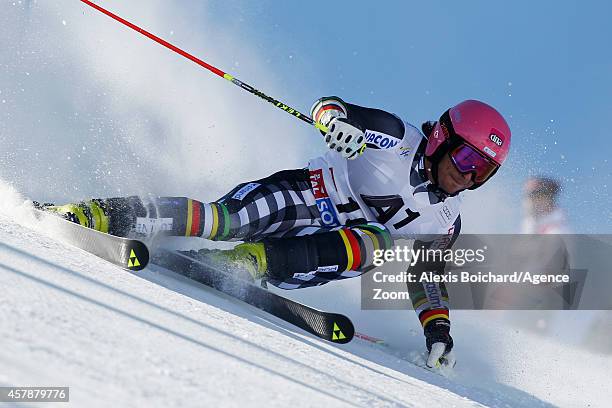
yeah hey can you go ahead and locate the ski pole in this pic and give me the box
[79,0,328,133]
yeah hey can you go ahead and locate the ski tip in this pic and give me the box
[329,318,354,344]
[124,242,149,271]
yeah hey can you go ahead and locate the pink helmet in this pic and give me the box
[425,99,511,189]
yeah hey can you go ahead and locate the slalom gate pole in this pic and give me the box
[80,0,328,133]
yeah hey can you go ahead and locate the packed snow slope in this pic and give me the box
[0,200,565,408]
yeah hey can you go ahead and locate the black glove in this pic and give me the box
[424,318,456,368]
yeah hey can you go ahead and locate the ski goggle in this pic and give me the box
[449,143,499,183]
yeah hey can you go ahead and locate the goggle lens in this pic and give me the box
[450,144,499,183]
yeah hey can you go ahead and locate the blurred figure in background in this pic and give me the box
[515,177,611,355]
[488,176,572,335]
[521,176,571,234]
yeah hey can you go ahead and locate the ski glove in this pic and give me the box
[424,318,456,368]
[324,117,366,160]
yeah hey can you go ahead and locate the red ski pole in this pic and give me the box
[80,0,328,133]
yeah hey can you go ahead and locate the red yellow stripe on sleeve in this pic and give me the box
[185,199,193,237]
[184,199,203,237]
[419,308,449,328]
[338,229,362,271]
[190,200,201,236]
[314,104,346,123]
[337,230,353,270]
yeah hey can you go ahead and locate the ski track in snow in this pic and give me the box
[0,212,561,408]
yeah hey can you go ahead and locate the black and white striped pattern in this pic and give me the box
[218,169,327,241]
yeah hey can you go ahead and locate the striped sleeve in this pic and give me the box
[332,222,393,272]
[407,216,461,329]
[310,96,348,131]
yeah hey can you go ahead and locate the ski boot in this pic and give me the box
[35,200,111,233]
[35,197,145,237]
[193,243,268,281]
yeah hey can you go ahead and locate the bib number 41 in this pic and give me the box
[360,194,420,229]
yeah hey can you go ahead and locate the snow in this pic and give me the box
[0,189,521,406]
[0,211,486,407]
[1,187,610,407]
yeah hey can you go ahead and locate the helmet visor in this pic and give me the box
[450,143,499,183]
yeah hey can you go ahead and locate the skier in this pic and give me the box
[41,97,511,368]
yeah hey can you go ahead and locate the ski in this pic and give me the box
[151,249,355,344]
[32,208,149,271]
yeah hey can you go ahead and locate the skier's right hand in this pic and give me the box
[324,117,366,160]
[424,318,456,369]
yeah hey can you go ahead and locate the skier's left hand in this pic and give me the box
[324,117,366,160]
[424,319,456,368]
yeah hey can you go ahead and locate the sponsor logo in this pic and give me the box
[232,182,260,201]
[135,217,173,236]
[425,282,442,308]
[364,130,401,149]
[293,271,317,279]
[309,169,340,227]
[316,265,339,273]
[489,133,503,146]
[309,169,327,199]
[399,146,412,158]
[483,146,497,158]
[317,197,340,226]
[439,205,453,223]
[435,200,459,228]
